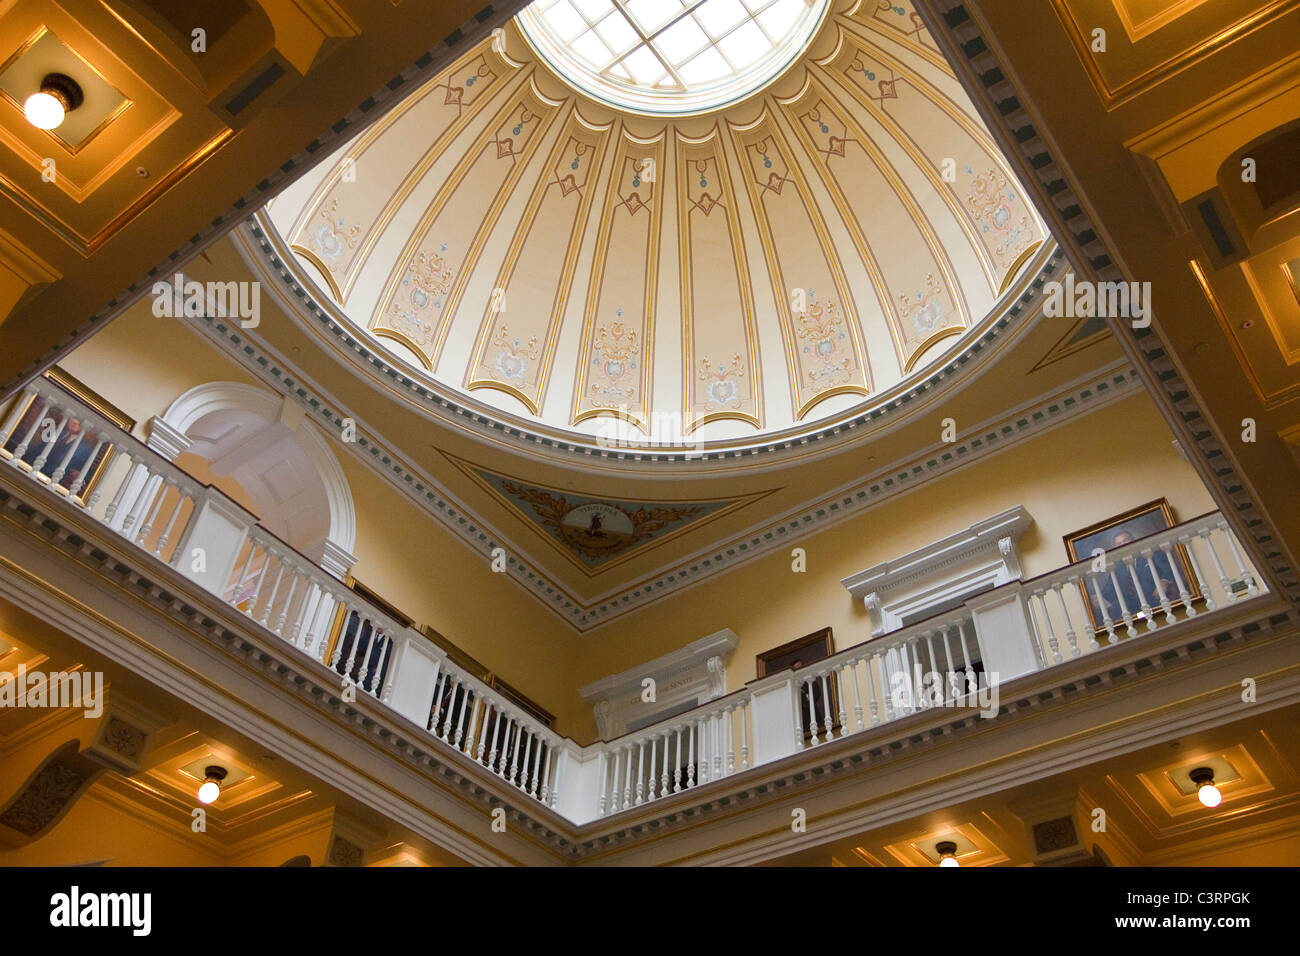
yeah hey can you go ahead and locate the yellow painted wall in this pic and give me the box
[55,303,584,733]
[54,305,1220,743]
[562,391,1217,741]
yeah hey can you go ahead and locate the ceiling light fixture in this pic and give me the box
[196,765,228,805]
[936,840,960,867]
[1190,767,1221,808]
[24,72,83,130]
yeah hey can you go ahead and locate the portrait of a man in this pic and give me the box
[1064,499,1199,631]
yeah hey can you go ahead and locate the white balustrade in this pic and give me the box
[0,381,1270,824]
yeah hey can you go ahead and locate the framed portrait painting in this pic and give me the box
[1063,498,1199,631]
[0,368,135,506]
[756,627,839,739]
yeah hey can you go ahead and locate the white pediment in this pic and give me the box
[578,629,738,739]
[840,505,1032,636]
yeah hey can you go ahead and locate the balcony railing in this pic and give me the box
[0,378,1269,826]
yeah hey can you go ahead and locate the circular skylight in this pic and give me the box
[517,0,831,115]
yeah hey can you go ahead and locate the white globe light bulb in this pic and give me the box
[197,779,221,804]
[24,91,65,130]
[939,856,960,867]
[1198,782,1222,808]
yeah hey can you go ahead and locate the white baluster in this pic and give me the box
[29,410,67,473]
[660,732,670,796]
[609,747,622,812]
[820,671,834,736]
[866,653,881,724]
[1121,554,1156,629]
[1086,572,1116,647]
[1052,584,1081,656]
[1181,532,1217,611]
[8,395,48,462]
[439,677,460,740]
[635,740,646,804]
[454,683,472,750]
[49,424,85,485]
[1104,564,1138,637]
[1161,541,1195,618]
[518,730,533,790]
[1032,589,1063,662]
[66,434,105,500]
[258,553,287,627]
[687,725,696,788]
[0,387,35,442]
[805,677,819,744]
[648,733,658,801]
[1222,527,1258,597]
[957,620,977,700]
[154,487,188,558]
[508,721,522,784]
[489,710,505,772]
[275,568,300,636]
[530,735,542,798]
[725,706,734,775]
[428,670,448,734]
[476,703,492,763]
[672,727,682,793]
[907,637,924,712]
[540,742,553,804]
[598,751,610,817]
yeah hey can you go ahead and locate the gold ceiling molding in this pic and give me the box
[779,69,973,371]
[289,44,525,302]
[728,109,872,418]
[1049,0,1300,109]
[676,128,764,433]
[571,126,666,432]
[465,107,613,414]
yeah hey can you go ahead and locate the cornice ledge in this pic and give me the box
[0,477,584,862]
[578,628,739,702]
[841,504,1032,601]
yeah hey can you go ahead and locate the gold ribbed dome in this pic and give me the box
[266,0,1044,446]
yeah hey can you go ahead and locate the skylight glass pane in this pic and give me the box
[595,11,639,54]
[679,47,731,84]
[543,1,588,41]
[695,0,748,37]
[571,29,613,67]
[571,0,614,21]
[757,0,801,40]
[625,0,683,34]
[656,17,710,67]
[717,19,768,69]
[518,0,830,113]
[622,43,666,84]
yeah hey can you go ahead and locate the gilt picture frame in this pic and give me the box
[1063,498,1201,632]
[0,367,135,507]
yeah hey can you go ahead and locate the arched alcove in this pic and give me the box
[152,382,357,577]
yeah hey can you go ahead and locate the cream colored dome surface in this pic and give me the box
[266,0,1044,447]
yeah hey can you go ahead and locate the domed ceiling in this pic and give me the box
[266,0,1045,447]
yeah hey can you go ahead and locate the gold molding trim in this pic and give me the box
[0,128,234,256]
[1049,0,1300,109]
[676,128,763,433]
[464,105,613,412]
[999,240,1043,295]
[0,26,134,157]
[290,244,344,301]
[570,125,666,432]
[903,325,964,373]
[372,328,433,370]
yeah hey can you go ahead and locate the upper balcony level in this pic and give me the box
[0,374,1273,833]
